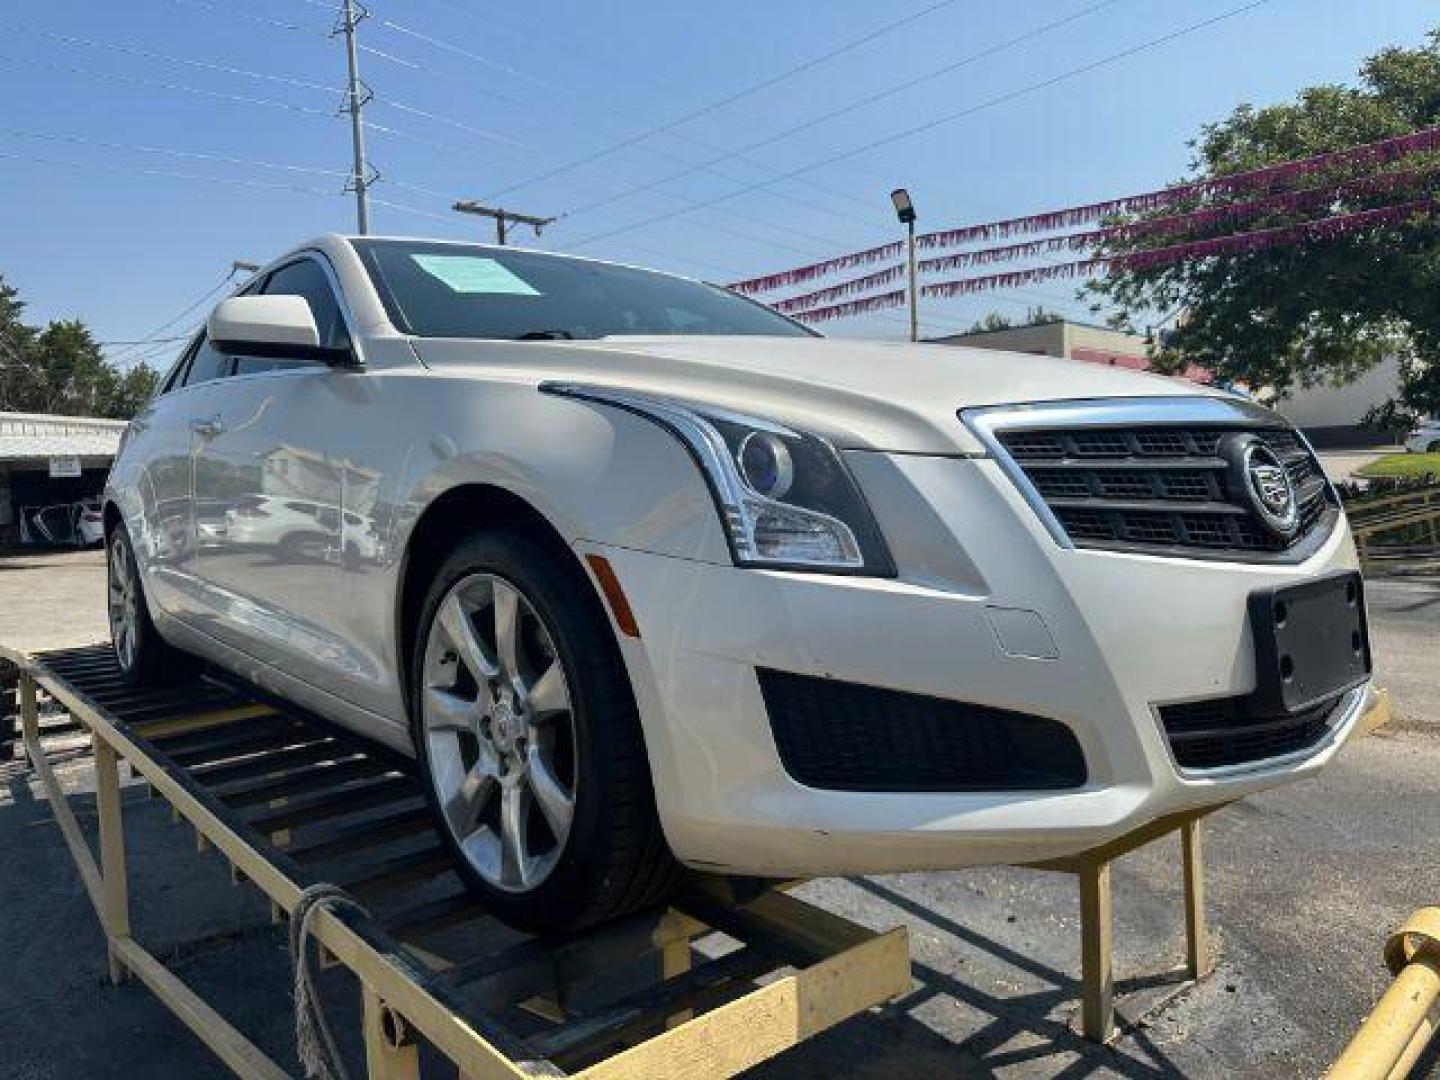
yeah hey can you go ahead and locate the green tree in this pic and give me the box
[0,274,158,419]
[1089,29,1440,423]
[966,305,1063,334]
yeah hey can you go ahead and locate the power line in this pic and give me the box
[357,39,892,243]
[0,55,332,116]
[564,0,1275,250]
[0,23,338,94]
[481,0,965,201]
[0,149,338,197]
[368,17,895,234]
[552,0,1127,222]
[106,270,237,365]
[0,128,350,179]
[164,0,326,35]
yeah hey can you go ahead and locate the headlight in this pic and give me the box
[542,383,894,575]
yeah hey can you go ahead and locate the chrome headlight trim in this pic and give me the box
[542,382,894,576]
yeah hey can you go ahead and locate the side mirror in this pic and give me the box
[208,296,357,367]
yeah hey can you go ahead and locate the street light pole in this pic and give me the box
[891,188,919,343]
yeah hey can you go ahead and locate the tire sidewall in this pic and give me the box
[409,529,629,931]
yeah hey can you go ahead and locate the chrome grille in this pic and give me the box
[991,421,1336,559]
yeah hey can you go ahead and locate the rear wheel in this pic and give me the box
[410,528,679,933]
[107,521,198,685]
[1428,439,1440,453]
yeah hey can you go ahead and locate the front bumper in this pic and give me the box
[584,453,1368,878]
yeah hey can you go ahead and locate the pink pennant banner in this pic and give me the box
[727,241,903,296]
[917,125,1440,250]
[918,166,1439,272]
[772,265,904,313]
[921,199,1437,298]
[789,290,907,323]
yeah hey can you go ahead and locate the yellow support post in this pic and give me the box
[95,738,132,986]
[1078,861,1114,1043]
[364,988,422,1080]
[1182,820,1210,980]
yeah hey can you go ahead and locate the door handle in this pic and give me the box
[189,416,225,438]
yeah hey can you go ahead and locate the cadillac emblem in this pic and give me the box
[1224,434,1299,537]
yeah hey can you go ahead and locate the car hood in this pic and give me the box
[412,334,1220,455]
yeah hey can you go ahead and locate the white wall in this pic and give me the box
[1271,356,1401,429]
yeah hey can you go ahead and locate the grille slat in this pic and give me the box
[1159,694,1342,769]
[996,422,1336,559]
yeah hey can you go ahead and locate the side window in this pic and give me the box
[182,336,232,386]
[262,258,350,350]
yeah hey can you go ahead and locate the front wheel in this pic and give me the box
[107,520,198,685]
[411,529,679,933]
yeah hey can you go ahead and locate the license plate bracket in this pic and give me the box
[1248,570,1370,717]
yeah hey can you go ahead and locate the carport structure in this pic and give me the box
[0,411,125,546]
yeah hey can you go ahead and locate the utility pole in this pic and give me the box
[337,0,371,234]
[890,188,919,343]
[453,201,556,245]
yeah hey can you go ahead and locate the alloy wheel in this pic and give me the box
[107,532,140,672]
[421,573,577,893]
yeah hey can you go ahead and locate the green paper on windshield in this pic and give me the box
[411,254,542,296]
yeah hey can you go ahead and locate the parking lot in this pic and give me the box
[0,549,1435,1078]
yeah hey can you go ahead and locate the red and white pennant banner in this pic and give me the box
[771,265,904,313]
[917,125,1440,250]
[729,125,1440,297]
[727,241,902,296]
[789,290,907,323]
[920,199,1438,299]
[917,167,1440,273]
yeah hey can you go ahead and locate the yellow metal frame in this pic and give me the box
[1330,908,1440,1080]
[6,650,912,1080]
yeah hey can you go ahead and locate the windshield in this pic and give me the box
[351,239,815,341]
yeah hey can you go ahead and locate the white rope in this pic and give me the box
[290,883,371,1080]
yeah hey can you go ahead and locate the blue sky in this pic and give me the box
[2,0,1435,364]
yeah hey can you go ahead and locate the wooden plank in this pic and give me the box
[217,757,395,806]
[246,774,417,833]
[21,681,105,919]
[1181,820,1209,981]
[384,892,491,939]
[339,846,456,897]
[134,703,276,740]
[95,738,132,986]
[188,738,351,784]
[288,807,436,864]
[572,928,909,1080]
[111,936,292,1080]
[1078,862,1114,1043]
[364,987,422,1080]
[536,947,775,1062]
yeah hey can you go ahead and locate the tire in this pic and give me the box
[1428,440,1440,454]
[107,520,200,686]
[410,526,680,934]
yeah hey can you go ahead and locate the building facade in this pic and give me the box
[0,412,126,546]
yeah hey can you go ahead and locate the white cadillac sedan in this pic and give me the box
[106,235,1373,932]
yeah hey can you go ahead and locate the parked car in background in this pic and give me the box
[104,235,1374,933]
[20,497,104,547]
[1404,419,1440,453]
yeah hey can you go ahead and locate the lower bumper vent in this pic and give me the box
[757,670,1087,793]
[1158,693,1344,770]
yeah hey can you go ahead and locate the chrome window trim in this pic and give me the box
[959,395,1339,559]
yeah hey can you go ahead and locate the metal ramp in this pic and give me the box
[4,643,910,1079]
